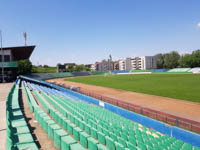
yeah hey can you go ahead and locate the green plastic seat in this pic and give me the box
[80,121,85,130]
[58,115,64,126]
[105,136,116,150]
[73,127,83,141]
[127,142,137,150]
[115,142,125,150]
[67,123,75,135]
[129,136,137,146]
[97,144,109,150]
[48,124,61,140]
[80,132,90,148]
[41,116,51,129]
[54,129,68,149]
[11,120,27,128]
[43,119,55,133]
[85,124,91,135]
[70,143,85,150]
[118,137,127,147]
[61,136,76,150]
[110,132,118,142]
[38,113,48,126]
[14,133,34,145]
[62,119,70,130]
[88,137,98,150]
[91,127,98,139]
[97,132,106,145]
[7,126,30,136]
[121,132,128,141]
[15,142,39,150]
[74,117,80,127]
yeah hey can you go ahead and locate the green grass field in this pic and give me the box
[66,74,200,103]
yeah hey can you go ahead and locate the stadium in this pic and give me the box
[1,67,200,150]
[1,1,200,150]
[1,39,200,150]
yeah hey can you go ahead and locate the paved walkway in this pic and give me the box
[0,83,13,150]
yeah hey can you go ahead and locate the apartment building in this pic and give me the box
[113,61,119,70]
[119,59,125,70]
[119,56,157,70]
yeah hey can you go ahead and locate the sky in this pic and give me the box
[0,0,200,66]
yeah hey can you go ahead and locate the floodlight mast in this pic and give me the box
[0,30,4,83]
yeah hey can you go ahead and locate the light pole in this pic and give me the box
[0,30,4,83]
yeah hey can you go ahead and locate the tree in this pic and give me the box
[66,64,74,72]
[179,50,200,68]
[85,66,91,71]
[155,53,164,69]
[190,50,200,67]
[163,51,180,68]
[17,59,32,75]
[179,54,192,67]
[74,64,85,72]
[43,65,49,68]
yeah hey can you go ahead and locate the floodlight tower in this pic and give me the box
[0,30,5,83]
[24,32,27,46]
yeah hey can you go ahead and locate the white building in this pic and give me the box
[119,56,157,70]
[90,64,96,71]
[119,59,125,70]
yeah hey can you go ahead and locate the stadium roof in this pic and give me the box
[1,45,35,60]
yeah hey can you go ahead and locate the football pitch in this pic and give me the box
[66,74,200,103]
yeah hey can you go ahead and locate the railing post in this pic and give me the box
[140,108,143,115]
[176,119,179,127]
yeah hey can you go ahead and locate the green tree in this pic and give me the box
[179,54,192,67]
[43,65,49,68]
[85,66,91,71]
[74,65,85,72]
[17,59,32,75]
[191,50,200,67]
[155,53,164,69]
[164,51,180,68]
[66,64,74,72]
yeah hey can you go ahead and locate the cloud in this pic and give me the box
[197,22,200,28]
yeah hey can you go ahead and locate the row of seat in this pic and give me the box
[24,81,87,150]
[58,96,199,150]
[34,88,111,150]
[6,80,38,150]
[24,81,200,150]
[29,83,164,150]
[47,93,169,150]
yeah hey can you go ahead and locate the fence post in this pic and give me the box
[176,119,179,127]
[140,108,143,115]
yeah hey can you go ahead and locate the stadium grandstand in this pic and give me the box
[167,68,191,73]
[24,66,200,81]
[151,69,169,73]
[91,71,110,75]
[6,76,200,149]
[189,68,200,73]
[131,70,151,73]
[110,70,130,74]
[0,45,35,82]
[71,72,91,76]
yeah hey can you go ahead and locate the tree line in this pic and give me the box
[155,50,200,69]
[65,64,90,72]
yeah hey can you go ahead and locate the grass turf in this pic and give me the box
[66,74,200,103]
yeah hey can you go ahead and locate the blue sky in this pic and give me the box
[0,0,200,66]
